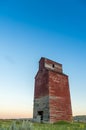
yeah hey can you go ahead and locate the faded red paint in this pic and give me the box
[49,70,72,122]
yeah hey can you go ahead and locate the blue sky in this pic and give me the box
[0,0,86,118]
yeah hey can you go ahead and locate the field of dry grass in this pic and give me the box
[0,119,86,130]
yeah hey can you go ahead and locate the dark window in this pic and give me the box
[52,64,54,68]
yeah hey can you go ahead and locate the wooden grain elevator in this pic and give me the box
[33,57,72,123]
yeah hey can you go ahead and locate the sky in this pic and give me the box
[0,0,86,119]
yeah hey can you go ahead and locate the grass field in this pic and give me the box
[0,119,86,130]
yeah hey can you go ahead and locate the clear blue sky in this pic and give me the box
[0,0,86,118]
